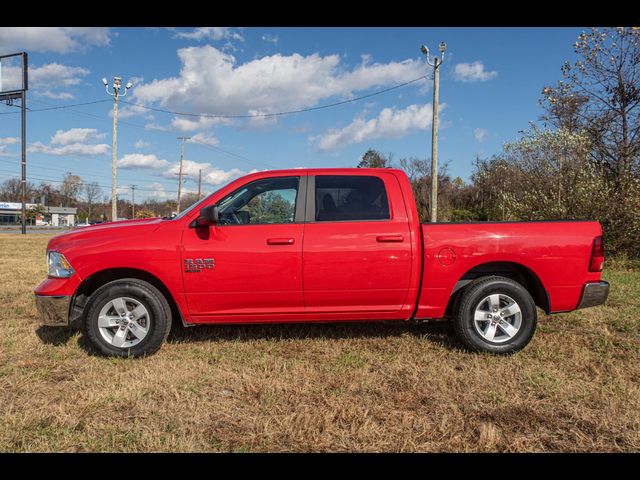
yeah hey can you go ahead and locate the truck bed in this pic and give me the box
[415,220,603,319]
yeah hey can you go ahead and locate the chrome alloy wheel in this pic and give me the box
[97,297,151,349]
[473,293,522,343]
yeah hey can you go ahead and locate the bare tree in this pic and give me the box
[551,27,640,183]
[0,178,36,202]
[84,181,102,221]
[60,172,83,207]
[358,149,392,168]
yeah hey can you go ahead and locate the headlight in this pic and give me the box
[47,251,75,278]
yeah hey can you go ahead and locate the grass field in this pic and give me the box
[0,234,638,452]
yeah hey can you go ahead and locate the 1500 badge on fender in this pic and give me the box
[184,258,214,272]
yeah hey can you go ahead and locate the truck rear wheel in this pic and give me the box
[81,278,172,357]
[453,276,537,354]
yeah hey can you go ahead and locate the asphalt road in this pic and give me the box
[0,228,67,235]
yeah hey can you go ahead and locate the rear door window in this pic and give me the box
[315,175,390,222]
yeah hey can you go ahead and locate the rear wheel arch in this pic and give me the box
[444,261,550,317]
[71,267,189,327]
[452,275,538,354]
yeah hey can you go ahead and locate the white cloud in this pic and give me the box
[40,91,75,100]
[163,159,211,178]
[453,61,498,82]
[51,128,105,145]
[130,46,426,125]
[0,27,112,54]
[262,34,278,44]
[189,132,219,146]
[115,104,150,119]
[27,127,109,157]
[1,62,90,99]
[134,140,151,149]
[0,137,19,157]
[243,110,278,130]
[0,146,14,157]
[118,153,169,170]
[28,141,110,157]
[313,103,442,151]
[474,128,488,142]
[146,182,175,200]
[203,168,249,186]
[172,27,244,42]
[162,159,249,187]
[168,115,232,132]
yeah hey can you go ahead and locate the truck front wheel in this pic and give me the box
[453,276,537,354]
[81,278,172,357]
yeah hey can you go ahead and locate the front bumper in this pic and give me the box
[577,281,610,309]
[35,295,71,326]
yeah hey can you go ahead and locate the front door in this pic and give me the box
[182,175,306,319]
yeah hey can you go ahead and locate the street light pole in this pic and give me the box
[421,42,446,223]
[103,76,133,222]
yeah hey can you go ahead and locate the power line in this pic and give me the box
[119,75,428,119]
[0,75,428,119]
[0,157,182,191]
[0,168,186,194]
[0,99,111,115]
[23,98,273,170]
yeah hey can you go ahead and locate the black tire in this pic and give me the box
[453,276,537,354]
[81,278,172,357]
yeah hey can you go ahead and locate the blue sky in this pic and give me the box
[0,27,583,201]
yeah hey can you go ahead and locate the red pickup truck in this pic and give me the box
[35,168,609,357]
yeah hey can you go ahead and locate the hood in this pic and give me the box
[47,217,167,251]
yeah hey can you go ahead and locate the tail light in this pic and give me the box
[589,236,605,272]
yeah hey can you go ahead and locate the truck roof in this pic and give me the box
[243,167,406,176]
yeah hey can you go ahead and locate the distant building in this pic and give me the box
[45,206,77,227]
[0,201,77,227]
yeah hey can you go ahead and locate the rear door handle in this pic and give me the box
[267,238,295,245]
[376,235,404,243]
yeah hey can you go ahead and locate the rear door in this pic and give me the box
[302,173,413,314]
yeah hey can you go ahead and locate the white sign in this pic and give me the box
[0,202,38,210]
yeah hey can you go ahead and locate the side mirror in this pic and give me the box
[193,205,219,227]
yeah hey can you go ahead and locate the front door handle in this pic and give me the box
[267,238,295,245]
[376,235,404,243]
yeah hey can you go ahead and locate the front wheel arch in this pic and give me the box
[81,278,172,357]
[71,267,189,328]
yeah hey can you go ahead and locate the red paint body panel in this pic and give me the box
[33,168,604,326]
[415,221,603,319]
[302,171,416,318]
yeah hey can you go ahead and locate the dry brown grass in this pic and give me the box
[0,233,638,452]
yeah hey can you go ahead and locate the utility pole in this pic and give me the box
[176,136,190,213]
[197,168,202,200]
[421,42,446,222]
[130,185,136,219]
[103,76,133,221]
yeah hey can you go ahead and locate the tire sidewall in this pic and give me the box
[84,280,170,357]
[456,277,537,354]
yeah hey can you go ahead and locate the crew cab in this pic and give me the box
[34,168,609,357]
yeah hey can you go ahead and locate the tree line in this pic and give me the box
[0,28,637,256]
[0,173,197,222]
[358,28,640,258]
